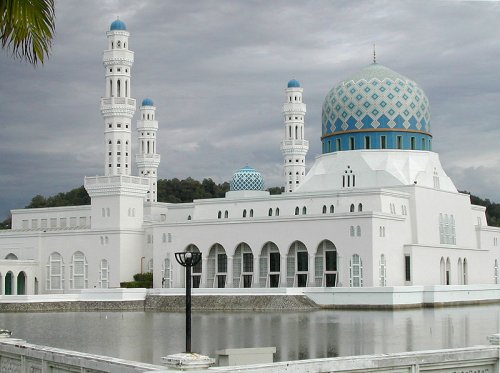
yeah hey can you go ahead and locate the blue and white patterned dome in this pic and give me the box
[230,166,265,191]
[287,79,301,88]
[142,98,154,106]
[110,19,127,31]
[321,63,432,153]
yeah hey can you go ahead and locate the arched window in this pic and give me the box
[440,257,445,285]
[207,244,227,288]
[358,203,363,212]
[117,79,121,97]
[162,233,166,243]
[322,205,327,214]
[295,207,299,215]
[349,226,355,237]
[379,254,387,286]
[495,259,499,284]
[162,256,172,288]
[314,240,338,287]
[224,210,228,218]
[302,206,307,215]
[356,225,361,236]
[70,251,88,289]
[117,41,121,48]
[350,204,355,212]
[99,259,109,288]
[463,258,468,285]
[218,211,221,219]
[457,258,463,284]
[185,245,202,288]
[268,208,273,216]
[349,254,363,287]
[5,253,17,260]
[125,80,128,97]
[46,252,64,290]
[243,209,247,218]
[275,207,280,216]
[187,215,192,220]
[250,209,254,217]
[330,205,334,213]
[446,257,451,285]
[109,80,113,97]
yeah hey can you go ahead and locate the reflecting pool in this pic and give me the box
[0,304,499,365]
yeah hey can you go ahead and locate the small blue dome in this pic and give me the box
[230,166,265,191]
[110,19,127,31]
[142,98,154,106]
[287,79,301,88]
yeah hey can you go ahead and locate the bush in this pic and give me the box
[120,272,153,288]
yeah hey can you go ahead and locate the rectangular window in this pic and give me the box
[70,217,77,227]
[217,254,227,273]
[41,219,47,228]
[22,220,29,229]
[297,251,308,272]
[243,253,253,273]
[327,141,332,152]
[325,251,337,271]
[60,218,67,228]
[336,138,341,151]
[31,219,38,229]
[364,136,371,149]
[349,137,355,150]
[410,137,416,150]
[397,136,403,149]
[422,138,426,150]
[79,217,87,226]
[50,218,57,228]
[270,252,280,272]
[381,136,387,149]
[405,255,411,282]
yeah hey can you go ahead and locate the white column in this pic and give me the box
[253,255,260,288]
[226,256,233,288]
[280,255,288,287]
[308,254,315,287]
[201,257,208,288]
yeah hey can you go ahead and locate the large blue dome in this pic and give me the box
[110,19,127,31]
[287,79,301,88]
[142,98,154,106]
[321,63,431,153]
[230,166,265,191]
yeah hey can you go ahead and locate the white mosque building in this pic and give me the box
[0,19,499,295]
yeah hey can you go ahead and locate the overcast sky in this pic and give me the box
[1,0,500,219]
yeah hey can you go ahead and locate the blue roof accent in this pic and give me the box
[230,166,265,191]
[110,19,127,31]
[142,98,154,106]
[287,79,301,88]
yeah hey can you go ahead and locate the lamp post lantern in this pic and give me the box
[175,251,202,353]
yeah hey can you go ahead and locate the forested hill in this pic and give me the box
[0,180,498,228]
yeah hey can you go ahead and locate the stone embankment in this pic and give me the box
[144,294,318,311]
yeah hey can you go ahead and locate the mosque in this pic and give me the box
[0,19,499,295]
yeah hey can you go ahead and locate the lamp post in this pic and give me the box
[175,251,202,353]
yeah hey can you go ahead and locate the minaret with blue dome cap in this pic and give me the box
[280,79,309,192]
[136,98,161,202]
[100,18,136,176]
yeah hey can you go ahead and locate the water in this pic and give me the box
[0,305,499,365]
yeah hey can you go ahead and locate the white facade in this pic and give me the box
[0,19,499,295]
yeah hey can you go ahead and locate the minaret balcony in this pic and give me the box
[101,97,136,106]
[282,103,306,113]
[281,139,309,147]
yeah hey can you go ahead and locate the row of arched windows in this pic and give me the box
[46,252,109,290]
[159,240,365,289]
[439,256,467,285]
[349,225,361,237]
[215,204,363,220]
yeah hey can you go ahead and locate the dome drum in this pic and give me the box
[322,131,432,153]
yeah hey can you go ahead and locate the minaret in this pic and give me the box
[136,98,161,202]
[280,79,308,193]
[100,18,135,176]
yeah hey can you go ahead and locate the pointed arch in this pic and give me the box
[315,240,337,287]
[184,245,201,288]
[46,252,64,290]
[349,254,363,287]
[260,241,280,288]
[287,241,308,287]
[70,251,88,289]
[233,242,253,288]
[17,271,26,295]
[207,243,226,288]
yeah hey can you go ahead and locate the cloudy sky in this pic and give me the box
[1,0,500,219]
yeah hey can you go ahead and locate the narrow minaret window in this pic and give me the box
[136,98,161,202]
[101,18,135,176]
[280,79,308,193]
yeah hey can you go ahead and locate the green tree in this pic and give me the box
[0,0,55,65]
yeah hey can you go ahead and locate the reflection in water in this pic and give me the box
[0,304,499,365]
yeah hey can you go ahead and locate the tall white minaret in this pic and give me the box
[280,79,308,193]
[100,18,135,176]
[136,98,160,202]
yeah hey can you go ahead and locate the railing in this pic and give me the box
[100,97,136,106]
[280,139,309,147]
[85,175,149,186]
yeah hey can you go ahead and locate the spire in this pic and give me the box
[373,44,376,64]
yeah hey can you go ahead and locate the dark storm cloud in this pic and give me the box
[1,0,500,219]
